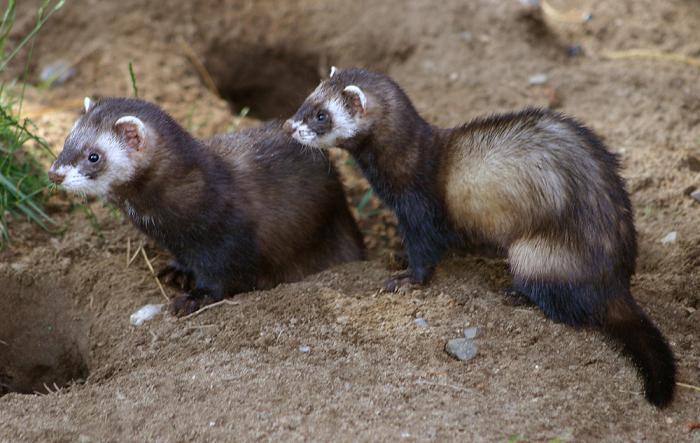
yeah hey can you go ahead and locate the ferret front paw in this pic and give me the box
[169,288,222,317]
[158,262,195,291]
[169,294,202,317]
[502,286,534,307]
[383,272,420,293]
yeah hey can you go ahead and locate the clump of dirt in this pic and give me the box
[0,0,698,441]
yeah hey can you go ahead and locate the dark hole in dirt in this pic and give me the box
[0,272,89,396]
[203,41,322,120]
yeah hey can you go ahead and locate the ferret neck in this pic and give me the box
[352,114,440,203]
[111,134,206,207]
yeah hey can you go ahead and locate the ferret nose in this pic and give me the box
[48,169,65,185]
[282,119,295,135]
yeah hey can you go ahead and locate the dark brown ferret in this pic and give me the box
[49,97,364,314]
[284,67,675,407]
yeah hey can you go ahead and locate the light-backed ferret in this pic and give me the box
[284,67,675,407]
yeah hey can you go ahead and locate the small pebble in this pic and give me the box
[299,345,311,353]
[661,232,677,245]
[566,44,584,57]
[463,326,480,339]
[414,318,430,329]
[39,60,76,86]
[445,338,478,362]
[458,31,473,42]
[129,304,164,326]
[528,73,549,85]
[690,190,700,203]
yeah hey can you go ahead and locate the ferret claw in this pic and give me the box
[383,272,419,293]
[502,287,535,307]
[158,263,195,291]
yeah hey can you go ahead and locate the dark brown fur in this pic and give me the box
[52,98,365,315]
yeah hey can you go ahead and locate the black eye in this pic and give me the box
[88,153,100,163]
[316,111,327,122]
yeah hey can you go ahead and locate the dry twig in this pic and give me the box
[602,49,700,68]
[140,247,169,301]
[128,242,143,267]
[179,299,240,321]
[677,382,700,393]
[179,38,220,97]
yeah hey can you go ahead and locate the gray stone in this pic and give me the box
[660,231,677,245]
[691,189,700,203]
[445,338,478,362]
[528,73,549,85]
[39,60,76,86]
[463,326,480,339]
[414,318,430,329]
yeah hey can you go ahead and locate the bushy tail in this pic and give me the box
[603,296,676,407]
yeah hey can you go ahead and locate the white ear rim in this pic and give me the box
[115,115,145,133]
[84,97,92,113]
[343,85,366,110]
[330,66,338,78]
[115,116,147,150]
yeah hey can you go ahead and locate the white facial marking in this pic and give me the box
[59,165,91,195]
[291,122,320,147]
[84,97,92,113]
[59,131,137,197]
[315,97,358,148]
[330,66,338,78]
[97,131,136,183]
[343,85,367,110]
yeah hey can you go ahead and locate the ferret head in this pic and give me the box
[48,97,160,197]
[284,67,374,150]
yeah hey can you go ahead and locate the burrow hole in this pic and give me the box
[0,272,89,396]
[203,41,323,120]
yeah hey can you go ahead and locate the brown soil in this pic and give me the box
[1,0,699,441]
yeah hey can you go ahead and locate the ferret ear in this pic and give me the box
[114,116,147,151]
[329,66,338,78]
[342,85,367,115]
[83,97,92,113]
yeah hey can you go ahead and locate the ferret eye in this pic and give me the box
[88,153,100,163]
[316,111,327,122]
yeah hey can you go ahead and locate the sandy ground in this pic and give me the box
[0,0,699,441]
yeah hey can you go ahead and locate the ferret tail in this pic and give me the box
[602,294,676,408]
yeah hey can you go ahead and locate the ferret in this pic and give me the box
[284,67,676,407]
[49,97,365,315]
